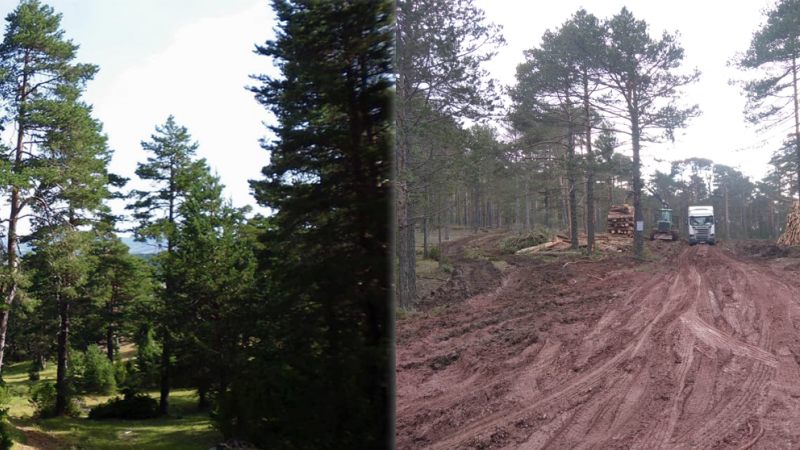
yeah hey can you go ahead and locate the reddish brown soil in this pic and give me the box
[396,238,800,449]
[415,230,510,311]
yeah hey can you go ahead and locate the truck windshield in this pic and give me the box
[690,216,713,226]
[660,211,671,221]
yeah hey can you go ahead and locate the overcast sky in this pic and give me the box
[474,0,790,188]
[0,0,278,228]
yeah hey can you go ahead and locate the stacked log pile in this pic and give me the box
[778,200,800,246]
[607,205,635,237]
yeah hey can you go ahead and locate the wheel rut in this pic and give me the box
[397,241,800,449]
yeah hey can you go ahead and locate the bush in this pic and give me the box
[428,246,440,260]
[114,359,133,388]
[135,328,162,388]
[81,345,116,395]
[88,388,159,420]
[28,360,41,381]
[29,382,57,418]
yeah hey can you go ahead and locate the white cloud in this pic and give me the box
[91,1,278,218]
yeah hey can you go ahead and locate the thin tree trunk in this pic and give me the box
[445,195,450,240]
[793,55,800,199]
[725,182,730,239]
[106,300,115,361]
[423,217,428,259]
[525,178,531,230]
[632,108,645,258]
[438,214,442,269]
[515,175,520,235]
[55,285,69,416]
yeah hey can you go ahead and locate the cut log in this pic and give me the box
[515,241,559,254]
[778,200,800,246]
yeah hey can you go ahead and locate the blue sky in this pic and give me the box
[0,0,279,225]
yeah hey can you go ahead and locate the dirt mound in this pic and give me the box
[397,242,800,449]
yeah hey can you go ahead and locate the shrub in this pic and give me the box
[114,359,133,388]
[29,382,57,418]
[428,246,440,260]
[82,345,116,395]
[88,388,159,420]
[135,329,162,388]
[28,360,41,381]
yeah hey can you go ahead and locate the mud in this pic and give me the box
[416,231,509,311]
[396,239,800,449]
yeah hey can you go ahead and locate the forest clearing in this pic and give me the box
[3,347,220,450]
[397,231,800,449]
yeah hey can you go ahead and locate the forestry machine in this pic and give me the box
[646,185,679,241]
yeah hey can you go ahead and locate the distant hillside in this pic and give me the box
[17,236,161,256]
[119,236,161,255]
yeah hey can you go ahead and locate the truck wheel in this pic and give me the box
[671,230,679,241]
[709,239,716,246]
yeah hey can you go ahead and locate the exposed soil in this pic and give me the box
[396,237,800,449]
[414,229,510,311]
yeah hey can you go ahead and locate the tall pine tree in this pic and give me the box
[236,0,392,447]
[0,0,102,375]
[127,116,207,415]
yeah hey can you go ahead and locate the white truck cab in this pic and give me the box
[687,206,717,246]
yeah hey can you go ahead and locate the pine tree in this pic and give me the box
[127,116,207,415]
[171,174,256,409]
[730,0,800,198]
[0,0,102,375]
[594,8,700,257]
[240,0,392,447]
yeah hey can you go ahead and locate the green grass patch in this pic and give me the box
[3,358,221,450]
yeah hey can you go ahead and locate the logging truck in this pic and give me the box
[687,206,717,246]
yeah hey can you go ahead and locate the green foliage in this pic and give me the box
[134,327,162,388]
[232,0,393,447]
[88,388,159,420]
[29,382,57,418]
[27,360,41,381]
[114,359,131,388]
[81,345,116,395]
[498,230,555,254]
[0,385,11,450]
[428,245,440,260]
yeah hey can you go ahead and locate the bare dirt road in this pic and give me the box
[396,236,800,449]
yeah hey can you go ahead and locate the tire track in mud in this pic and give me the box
[401,243,800,450]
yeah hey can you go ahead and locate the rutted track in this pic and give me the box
[396,243,800,449]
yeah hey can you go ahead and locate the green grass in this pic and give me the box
[2,359,222,450]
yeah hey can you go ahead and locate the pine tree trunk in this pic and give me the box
[438,214,442,269]
[159,329,172,415]
[423,217,428,259]
[106,301,114,361]
[525,178,531,230]
[55,287,69,416]
[445,195,450,240]
[632,110,645,258]
[725,183,730,239]
[792,55,800,200]
[515,175,520,235]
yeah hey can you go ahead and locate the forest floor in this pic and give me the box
[4,344,221,450]
[397,230,800,449]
